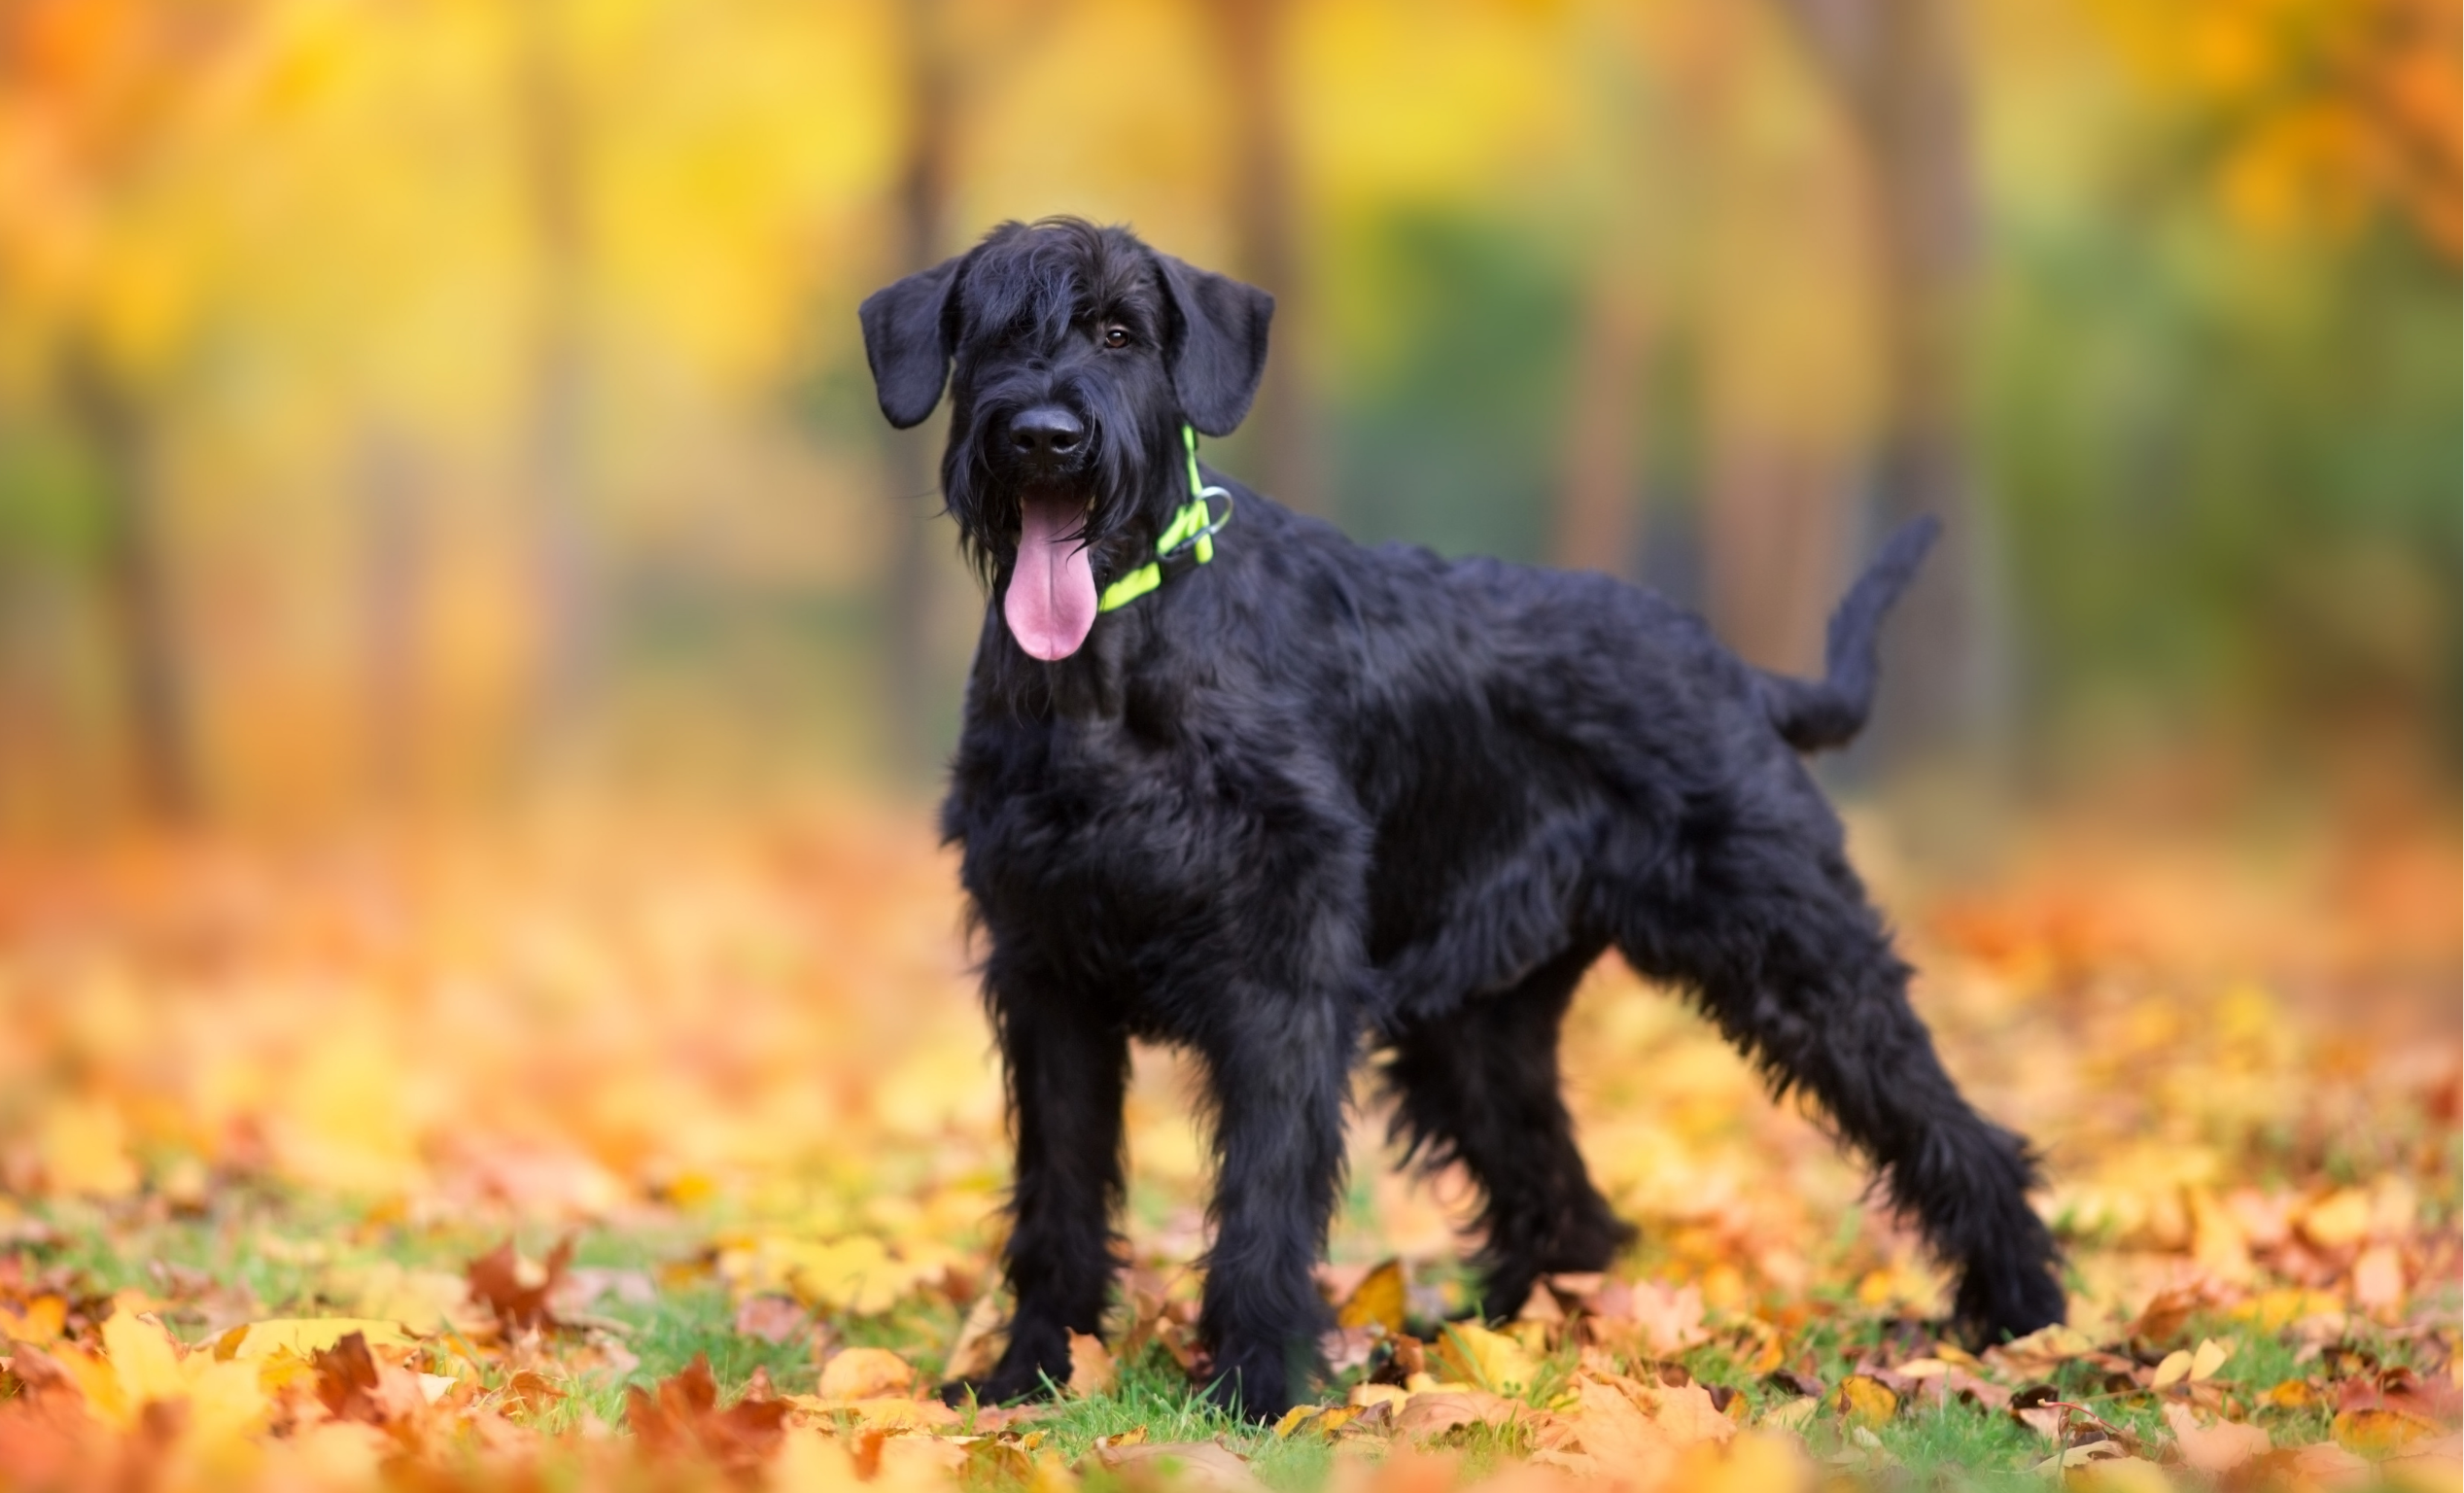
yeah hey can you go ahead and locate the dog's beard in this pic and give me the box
[1003,485,1097,661]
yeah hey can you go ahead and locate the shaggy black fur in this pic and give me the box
[859,218,2065,1419]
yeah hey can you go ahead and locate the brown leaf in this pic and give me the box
[2161,1402,2269,1475]
[1985,1323,2099,1379]
[499,1369,566,1418]
[2128,1287,2200,1348]
[2358,1366,2464,1423]
[944,1292,1008,1383]
[1066,1332,1117,1397]
[311,1330,431,1428]
[1514,1283,1564,1326]
[2242,1441,2374,1490]
[624,1353,788,1483]
[1092,1438,1267,1492]
[1322,1325,1379,1376]
[1395,1389,1522,1439]
[731,1293,812,1346]
[465,1235,574,1336]
[2351,1244,2406,1315]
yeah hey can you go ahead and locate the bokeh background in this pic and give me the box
[0,0,2454,1332]
[1,0,2455,828]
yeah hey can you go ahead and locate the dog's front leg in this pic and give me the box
[963,983,1128,1406]
[1194,985,1355,1420]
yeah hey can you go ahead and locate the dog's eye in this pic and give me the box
[1101,325,1130,349]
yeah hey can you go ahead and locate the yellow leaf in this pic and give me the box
[2332,1407,2436,1456]
[37,1098,138,1198]
[2187,1189,2253,1285]
[773,1427,863,1490]
[51,1343,134,1428]
[215,1318,424,1360]
[2187,1337,2232,1381]
[104,1310,190,1406]
[1349,1382,1409,1412]
[784,1394,957,1428]
[0,1296,67,1343]
[1274,1404,1364,1439]
[2234,1289,2343,1332]
[2150,1349,2194,1388]
[1834,1374,1899,1429]
[267,1421,393,1485]
[816,1346,916,1400]
[2065,1453,2176,1493]
[2300,1189,2372,1249]
[1673,1430,1815,1493]
[749,1236,932,1316]
[2383,1443,2464,1493]
[97,1311,268,1448]
[1435,1320,1543,1396]
[1336,1260,1407,1335]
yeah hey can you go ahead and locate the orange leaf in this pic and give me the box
[1066,1332,1117,1398]
[625,1353,788,1481]
[465,1235,573,1335]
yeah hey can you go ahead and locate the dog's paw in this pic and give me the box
[1951,1255,2068,1345]
[1200,1346,1306,1424]
[954,1355,1070,1409]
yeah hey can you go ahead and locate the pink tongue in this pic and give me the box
[1003,494,1098,661]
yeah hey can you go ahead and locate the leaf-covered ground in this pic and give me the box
[0,800,2453,1491]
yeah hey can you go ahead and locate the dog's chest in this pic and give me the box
[947,708,1371,1012]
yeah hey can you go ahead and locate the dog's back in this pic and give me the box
[1141,480,1821,1019]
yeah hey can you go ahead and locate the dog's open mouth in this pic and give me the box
[1003,490,1098,661]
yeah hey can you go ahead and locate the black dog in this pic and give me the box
[860,217,2064,1417]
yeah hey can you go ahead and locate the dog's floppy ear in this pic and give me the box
[858,256,964,429]
[1152,252,1274,437]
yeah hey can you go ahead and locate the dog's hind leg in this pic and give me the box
[1381,941,1633,1323]
[1614,789,2065,1343]
[1192,984,1358,1420]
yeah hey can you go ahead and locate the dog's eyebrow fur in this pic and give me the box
[960,219,1156,350]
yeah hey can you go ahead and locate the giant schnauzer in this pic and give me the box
[859,217,2065,1418]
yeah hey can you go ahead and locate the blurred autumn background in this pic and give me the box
[0,0,2455,1484]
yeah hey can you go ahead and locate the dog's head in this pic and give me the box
[859,218,1272,662]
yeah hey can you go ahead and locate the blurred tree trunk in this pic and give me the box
[1206,0,1319,512]
[882,0,955,781]
[1705,440,1846,677]
[1770,0,2008,766]
[1552,276,1649,580]
[512,1,598,755]
[60,347,195,826]
[354,428,429,803]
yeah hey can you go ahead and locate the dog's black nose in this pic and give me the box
[1008,406,1085,462]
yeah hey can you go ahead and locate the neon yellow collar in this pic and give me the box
[1096,425,1233,612]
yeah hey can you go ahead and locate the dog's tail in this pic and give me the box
[1754,515,1940,753]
